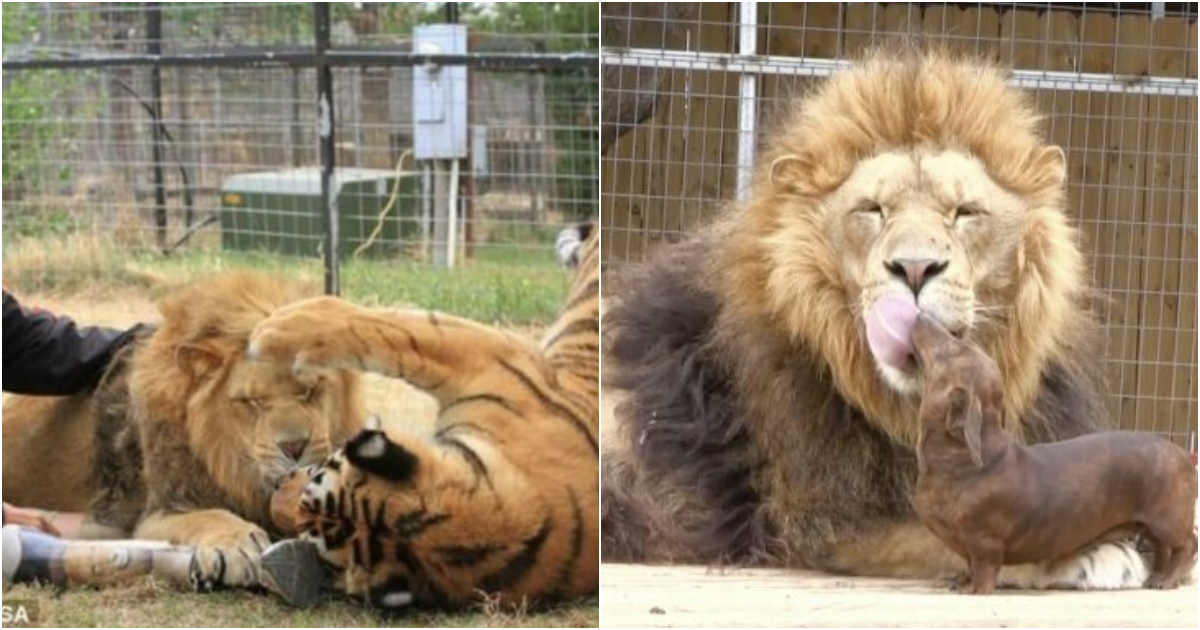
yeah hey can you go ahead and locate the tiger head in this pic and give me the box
[270,417,565,610]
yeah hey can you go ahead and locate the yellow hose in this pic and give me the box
[353,149,414,259]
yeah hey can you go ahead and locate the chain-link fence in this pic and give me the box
[601,2,1197,446]
[3,2,598,298]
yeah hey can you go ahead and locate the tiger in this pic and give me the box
[256,226,599,610]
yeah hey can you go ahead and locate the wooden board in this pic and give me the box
[600,564,1198,628]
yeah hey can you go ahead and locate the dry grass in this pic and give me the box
[1,232,162,296]
[2,231,569,326]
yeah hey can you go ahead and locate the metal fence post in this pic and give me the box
[147,3,167,252]
[735,1,758,202]
[315,2,339,296]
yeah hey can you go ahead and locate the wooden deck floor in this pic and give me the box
[600,563,1198,628]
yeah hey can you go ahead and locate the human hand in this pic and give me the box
[2,502,62,536]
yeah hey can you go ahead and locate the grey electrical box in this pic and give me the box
[413,24,468,160]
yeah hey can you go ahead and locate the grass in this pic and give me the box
[1,232,569,326]
[2,581,599,628]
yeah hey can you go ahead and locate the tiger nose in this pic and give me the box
[885,258,948,297]
[279,438,309,461]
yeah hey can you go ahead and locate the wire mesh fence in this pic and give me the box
[600,2,1197,445]
[3,3,598,297]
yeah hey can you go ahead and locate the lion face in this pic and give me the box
[183,354,354,511]
[226,360,340,484]
[822,148,1041,393]
[733,50,1083,428]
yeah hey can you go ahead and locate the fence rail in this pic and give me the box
[3,51,598,71]
[601,48,1199,96]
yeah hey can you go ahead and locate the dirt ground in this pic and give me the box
[13,288,162,330]
[599,563,1198,628]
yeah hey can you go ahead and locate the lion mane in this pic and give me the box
[602,47,1111,571]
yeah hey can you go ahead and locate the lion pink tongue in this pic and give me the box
[866,294,920,370]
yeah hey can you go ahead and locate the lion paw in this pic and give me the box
[188,530,270,591]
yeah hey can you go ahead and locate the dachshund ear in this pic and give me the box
[944,388,968,430]
[963,393,984,468]
[945,388,984,468]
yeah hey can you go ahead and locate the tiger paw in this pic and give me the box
[248,297,362,372]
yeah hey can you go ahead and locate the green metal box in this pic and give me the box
[220,168,420,258]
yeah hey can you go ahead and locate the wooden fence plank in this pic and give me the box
[1151,16,1191,79]
[998,6,1042,69]
[842,2,880,55]
[1135,91,1183,435]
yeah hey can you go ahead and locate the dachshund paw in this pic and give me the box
[947,573,972,592]
[1145,573,1181,590]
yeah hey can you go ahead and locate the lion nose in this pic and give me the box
[279,439,309,461]
[885,258,948,297]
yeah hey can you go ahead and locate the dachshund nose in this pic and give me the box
[885,258,948,297]
[279,439,309,461]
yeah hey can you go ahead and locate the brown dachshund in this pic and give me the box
[910,313,1197,594]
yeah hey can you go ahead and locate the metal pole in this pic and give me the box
[315,2,339,295]
[147,3,167,251]
[447,158,459,268]
[432,160,449,267]
[291,68,303,166]
[735,1,758,202]
[421,163,432,258]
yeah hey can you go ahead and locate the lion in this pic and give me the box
[602,47,1155,588]
[2,273,361,587]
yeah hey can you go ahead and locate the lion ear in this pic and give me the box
[346,426,418,483]
[174,342,225,381]
[1030,145,1067,189]
[770,153,822,197]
